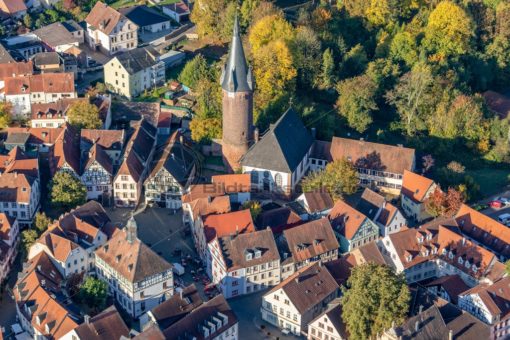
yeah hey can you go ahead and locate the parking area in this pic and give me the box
[477,190,510,223]
[107,207,302,338]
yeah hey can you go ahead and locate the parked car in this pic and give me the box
[490,200,503,209]
[498,213,510,224]
[498,197,510,206]
[172,262,185,276]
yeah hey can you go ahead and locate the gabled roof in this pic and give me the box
[0,212,15,241]
[83,143,113,175]
[182,184,225,203]
[203,209,255,243]
[149,284,204,330]
[37,231,80,262]
[5,126,64,145]
[0,61,32,80]
[455,204,510,258]
[33,22,81,48]
[112,47,161,75]
[0,0,26,14]
[52,123,80,175]
[425,275,469,304]
[302,190,334,213]
[309,302,347,339]
[119,5,170,27]
[0,172,35,203]
[80,129,124,150]
[14,252,79,339]
[356,188,385,220]
[74,306,129,340]
[217,228,280,271]
[31,98,87,120]
[267,262,338,314]
[283,218,339,263]
[95,228,172,283]
[459,277,510,321]
[220,17,252,93]
[188,195,231,220]
[401,170,435,203]
[4,73,75,95]
[86,1,135,35]
[329,200,368,240]
[161,295,238,339]
[241,108,313,173]
[256,206,302,233]
[330,137,415,174]
[0,146,39,178]
[146,131,195,187]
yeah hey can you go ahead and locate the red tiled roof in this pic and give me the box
[4,73,75,95]
[401,170,436,203]
[0,146,39,178]
[0,61,32,80]
[329,200,367,240]
[203,209,255,243]
[86,1,136,35]
[211,174,251,193]
[0,0,27,15]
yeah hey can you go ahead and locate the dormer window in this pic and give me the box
[254,248,262,258]
[442,248,447,255]
[458,257,464,265]
[245,250,252,261]
[472,265,478,273]
[465,260,470,268]
[417,236,424,244]
[448,251,454,259]
[426,233,432,241]
[422,249,429,257]
[407,255,412,262]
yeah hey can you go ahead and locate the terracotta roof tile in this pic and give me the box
[425,275,469,304]
[81,129,124,150]
[52,123,80,175]
[188,196,231,220]
[74,305,130,340]
[329,200,366,240]
[0,0,27,15]
[31,98,87,120]
[203,209,255,243]
[182,184,225,203]
[4,73,75,95]
[0,172,35,203]
[460,277,510,320]
[256,207,302,233]
[83,143,113,175]
[401,170,436,203]
[0,212,15,241]
[455,204,510,258]
[211,174,251,193]
[0,146,39,178]
[0,61,32,80]
[302,191,334,213]
[86,1,136,35]
[330,137,415,174]
[283,218,339,263]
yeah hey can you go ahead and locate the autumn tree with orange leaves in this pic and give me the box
[425,187,464,218]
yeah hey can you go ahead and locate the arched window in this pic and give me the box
[275,173,282,188]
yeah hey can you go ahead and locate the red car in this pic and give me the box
[490,200,503,209]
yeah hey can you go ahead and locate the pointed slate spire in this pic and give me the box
[221,16,253,92]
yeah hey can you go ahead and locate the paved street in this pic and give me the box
[0,254,22,330]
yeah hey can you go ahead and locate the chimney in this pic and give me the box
[179,289,184,300]
[254,128,259,143]
[311,127,316,139]
[294,276,300,284]
[419,305,423,314]
[84,314,90,324]
[414,320,420,332]
[448,330,453,340]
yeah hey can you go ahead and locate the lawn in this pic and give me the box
[466,168,509,198]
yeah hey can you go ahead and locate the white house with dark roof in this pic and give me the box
[241,108,314,197]
[95,216,173,318]
[261,262,339,336]
[144,132,196,209]
[81,143,114,202]
[119,5,171,33]
[356,188,406,237]
[208,228,281,299]
[307,300,347,340]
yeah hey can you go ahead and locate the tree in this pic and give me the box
[423,1,474,60]
[23,14,33,28]
[49,172,86,209]
[290,26,322,89]
[341,263,410,340]
[386,63,433,136]
[424,187,464,217]
[0,102,12,128]
[79,277,108,312]
[248,14,294,54]
[34,212,52,235]
[253,40,297,108]
[67,101,101,130]
[302,159,358,200]
[178,55,212,90]
[21,229,38,254]
[242,200,262,220]
[505,260,510,276]
[190,117,222,143]
[336,75,378,133]
[190,0,236,41]
[319,48,336,89]
[342,44,368,78]
[390,31,419,67]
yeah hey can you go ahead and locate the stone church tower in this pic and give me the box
[220,17,254,172]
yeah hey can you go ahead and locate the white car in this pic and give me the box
[498,197,510,206]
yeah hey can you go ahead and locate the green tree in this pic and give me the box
[49,172,86,209]
[390,31,419,67]
[423,1,475,61]
[23,14,33,28]
[342,44,368,78]
[21,229,38,254]
[242,200,262,220]
[79,277,108,312]
[505,260,510,276]
[34,212,52,235]
[341,263,410,340]
[190,117,222,143]
[178,55,212,90]
[290,26,322,89]
[319,48,336,89]
[240,0,260,28]
[67,101,101,130]
[386,63,434,136]
[302,159,358,200]
[336,75,378,133]
[0,102,12,128]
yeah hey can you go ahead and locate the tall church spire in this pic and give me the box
[221,16,253,93]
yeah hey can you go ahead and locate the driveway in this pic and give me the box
[476,189,510,221]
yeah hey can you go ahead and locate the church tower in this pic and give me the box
[220,16,254,172]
